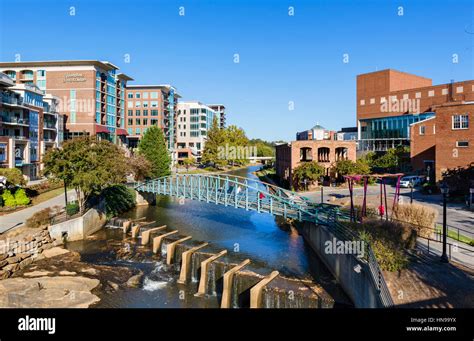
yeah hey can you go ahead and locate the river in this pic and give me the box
[66,165,350,308]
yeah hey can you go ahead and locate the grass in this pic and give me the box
[435,225,474,245]
[30,187,67,205]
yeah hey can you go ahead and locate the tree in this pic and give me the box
[127,153,152,181]
[333,159,371,178]
[224,125,249,166]
[292,161,325,190]
[43,136,129,211]
[182,157,194,172]
[138,126,171,178]
[0,168,26,187]
[364,146,410,172]
[249,139,275,157]
[202,117,227,168]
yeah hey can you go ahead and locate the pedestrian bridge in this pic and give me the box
[133,173,394,308]
[134,174,336,224]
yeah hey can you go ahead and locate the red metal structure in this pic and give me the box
[344,173,403,222]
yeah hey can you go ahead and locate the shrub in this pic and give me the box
[26,180,63,197]
[393,203,437,238]
[100,184,136,219]
[2,190,16,207]
[347,219,413,272]
[0,168,26,187]
[14,188,30,206]
[66,202,80,216]
[26,207,53,228]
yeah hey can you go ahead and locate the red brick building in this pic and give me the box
[275,139,357,189]
[356,69,474,152]
[411,102,473,181]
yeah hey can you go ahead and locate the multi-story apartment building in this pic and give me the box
[410,102,473,182]
[356,69,474,151]
[176,101,219,159]
[0,72,64,180]
[0,60,133,145]
[207,104,226,128]
[124,85,180,150]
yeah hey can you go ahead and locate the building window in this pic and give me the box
[415,92,421,98]
[143,101,149,108]
[151,110,158,116]
[4,70,16,80]
[452,114,469,129]
[456,86,463,93]
[127,93,133,98]
[128,118,133,125]
[135,101,141,108]
[151,101,158,108]
[369,98,375,104]
[135,110,141,116]
[135,93,141,99]
[143,92,148,99]
[136,118,141,125]
[143,118,148,125]
[360,99,365,106]
[403,94,409,100]
[143,110,148,116]
[419,126,425,135]
[456,141,469,147]
[128,110,133,116]
[151,92,158,99]
[442,88,448,95]
[433,124,436,134]
[127,102,133,108]
[428,90,434,97]
[135,128,140,135]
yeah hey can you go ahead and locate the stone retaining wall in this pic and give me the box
[0,228,58,280]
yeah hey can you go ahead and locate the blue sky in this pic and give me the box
[0,0,472,141]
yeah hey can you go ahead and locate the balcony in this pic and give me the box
[1,116,29,126]
[44,137,56,143]
[43,121,57,130]
[1,94,23,106]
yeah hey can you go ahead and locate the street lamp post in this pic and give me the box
[470,188,474,208]
[410,182,414,204]
[321,186,324,204]
[440,182,449,263]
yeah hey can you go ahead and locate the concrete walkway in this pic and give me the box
[0,190,75,234]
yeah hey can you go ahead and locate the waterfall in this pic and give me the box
[208,263,217,296]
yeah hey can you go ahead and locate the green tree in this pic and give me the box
[225,125,250,166]
[182,157,194,172]
[127,153,152,181]
[43,136,129,211]
[138,126,171,178]
[0,168,26,187]
[363,146,410,172]
[292,161,325,190]
[202,117,227,168]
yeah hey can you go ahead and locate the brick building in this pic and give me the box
[357,69,474,151]
[124,85,180,150]
[0,60,133,145]
[275,139,357,189]
[410,102,473,181]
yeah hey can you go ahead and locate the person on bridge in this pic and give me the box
[259,192,266,200]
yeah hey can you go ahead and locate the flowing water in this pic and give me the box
[66,165,350,308]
